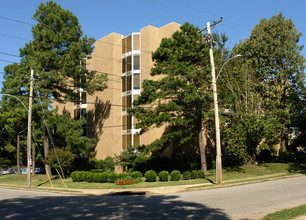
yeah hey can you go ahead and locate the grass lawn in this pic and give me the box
[262,204,306,220]
[0,162,304,190]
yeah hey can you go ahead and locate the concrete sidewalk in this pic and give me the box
[0,173,302,196]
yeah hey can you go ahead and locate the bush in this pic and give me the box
[90,169,104,173]
[76,171,84,181]
[170,170,181,181]
[158,171,169,182]
[70,171,79,182]
[79,171,88,182]
[86,173,95,183]
[182,171,190,180]
[131,171,142,179]
[145,170,157,182]
[197,170,205,179]
[104,156,115,172]
[100,172,109,183]
[190,170,198,179]
[93,173,101,183]
[108,172,118,183]
[95,159,104,169]
[133,177,144,183]
[118,172,129,180]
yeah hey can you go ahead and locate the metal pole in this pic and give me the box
[207,22,222,185]
[27,68,34,188]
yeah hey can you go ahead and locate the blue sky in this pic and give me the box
[0,0,305,93]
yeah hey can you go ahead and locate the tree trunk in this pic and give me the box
[32,142,36,176]
[280,134,288,153]
[16,132,21,175]
[44,134,52,177]
[199,123,207,174]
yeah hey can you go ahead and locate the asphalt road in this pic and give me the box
[0,176,305,220]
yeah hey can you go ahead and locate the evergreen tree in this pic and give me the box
[1,1,107,175]
[129,23,224,173]
[0,63,28,173]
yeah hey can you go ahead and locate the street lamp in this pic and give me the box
[214,54,242,185]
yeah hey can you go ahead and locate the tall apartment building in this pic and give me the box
[55,22,181,160]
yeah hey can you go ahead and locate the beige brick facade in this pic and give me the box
[54,22,181,160]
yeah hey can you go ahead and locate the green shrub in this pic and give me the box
[131,171,142,179]
[197,170,205,179]
[90,169,104,173]
[95,159,104,169]
[158,171,169,181]
[145,170,157,182]
[93,173,101,183]
[182,171,190,180]
[133,177,144,183]
[190,170,198,179]
[118,172,129,180]
[74,171,82,182]
[100,172,109,183]
[87,173,95,183]
[104,156,115,172]
[81,171,91,182]
[77,171,85,181]
[108,172,118,183]
[70,171,79,182]
[170,170,181,181]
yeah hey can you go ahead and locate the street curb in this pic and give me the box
[0,173,304,196]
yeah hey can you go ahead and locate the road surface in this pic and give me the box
[0,176,305,219]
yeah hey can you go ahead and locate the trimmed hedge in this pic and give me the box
[182,171,190,180]
[87,173,95,183]
[158,171,169,182]
[190,170,198,179]
[108,172,118,183]
[197,170,205,179]
[170,170,181,181]
[118,172,129,180]
[71,171,78,182]
[71,168,204,184]
[145,170,157,182]
[131,171,142,179]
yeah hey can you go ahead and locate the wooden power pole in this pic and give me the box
[207,20,223,185]
[27,68,34,188]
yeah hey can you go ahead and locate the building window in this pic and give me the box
[133,73,140,90]
[122,134,132,149]
[133,55,140,70]
[134,134,140,146]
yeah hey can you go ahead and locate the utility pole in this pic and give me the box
[207,20,222,185]
[27,68,34,188]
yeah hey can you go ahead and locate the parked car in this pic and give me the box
[1,170,10,175]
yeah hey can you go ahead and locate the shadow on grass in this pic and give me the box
[288,162,306,174]
[37,175,60,187]
[205,178,216,184]
[225,166,245,173]
[0,192,231,219]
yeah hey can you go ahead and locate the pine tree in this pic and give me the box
[0,63,28,174]
[129,23,222,173]
[2,1,107,175]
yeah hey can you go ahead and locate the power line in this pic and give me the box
[0,32,30,41]
[0,15,34,26]
[0,59,16,63]
[0,51,20,58]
